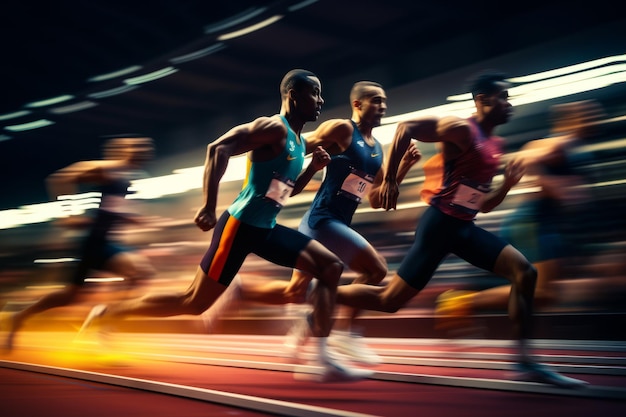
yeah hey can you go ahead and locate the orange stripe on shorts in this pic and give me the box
[207,215,240,281]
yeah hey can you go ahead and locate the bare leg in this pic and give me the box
[337,273,419,314]
[103,267,225,319]
[4,284,81,351]
[470,258,558,312]
[490,244,537,361]
[333,247,387,332]
[292,240,343,338]
[240,269,311,305]
[285,241,374,381]
[491,249,589,388]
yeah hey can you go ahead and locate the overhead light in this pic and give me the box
[446,55,626,102]
[88,85,138,99]
[84,277,125,283]
[34,258,78,264]
[25,95,74,108]
[288,0,319,12]
[508,54,626,83]
[0,134,11,142]
[49,101,98,115]
[204,8,267,34]
[2,54,626,229]
[5,119,55,132]
[170,43,227,64]
[0,110,31,121]
[446,93,472,102]
[124,67,178,85]
[217,15,284,41]
[88,65,143,82]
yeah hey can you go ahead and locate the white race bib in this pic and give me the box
[451,183,487,211]
[339,171,373,203]
[265,176,295,207]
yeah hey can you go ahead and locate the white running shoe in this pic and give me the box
[328,330,382,365]
[78,304,108,335]
[513,361,589,389]
[201,274,243,332]
[76,304,111,347]
[283,310,312,360]
[319,352,374,382]
[295,352,374,382]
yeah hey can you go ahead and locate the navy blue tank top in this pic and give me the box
[307,120,383,228]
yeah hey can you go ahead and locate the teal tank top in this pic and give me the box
[227,115,306,228]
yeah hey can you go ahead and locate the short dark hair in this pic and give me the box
[350,81,383,102]
[280,69,317,97]
[102,135,153,159]
[468,70,509,99]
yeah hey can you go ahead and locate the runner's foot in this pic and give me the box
[284,310,313,361]
[201,274,243,332]
[295,350,374,382]
[328,330,381,365]
[514,361,589,389]
[435,290,475,331]
[317,353,374,382]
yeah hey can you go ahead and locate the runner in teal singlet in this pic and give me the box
[235,81,420,364]
[79,69,372,382]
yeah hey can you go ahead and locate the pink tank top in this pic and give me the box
[429,117,504,221]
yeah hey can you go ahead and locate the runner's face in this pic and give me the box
[295,76,324,122]
[484,84,512,125]
[358,87,387,127]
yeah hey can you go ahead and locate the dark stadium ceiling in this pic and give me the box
[1,0,624,208]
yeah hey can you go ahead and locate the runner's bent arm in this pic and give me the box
[291,146,331,196]
[195,116,286,231]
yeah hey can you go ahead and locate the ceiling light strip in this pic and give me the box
[288,0,319,12]
[49,101,98,115]
[25,95,74,108]
[88,85,139,99]
[5,119,55,132]
[88,65,143,82]
[170,43,227,64]
[217,15,284,41]
[124,67,178,85]
[0,110,31,121]
[204,8,267,34]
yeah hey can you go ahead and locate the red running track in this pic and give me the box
[1,332,625,417]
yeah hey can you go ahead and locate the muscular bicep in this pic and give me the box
[304,119,353,154]
[50,161,109,184]
[437,117,472,157]
[214,116,287,157]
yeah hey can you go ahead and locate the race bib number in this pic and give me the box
[339,170,373,203]
[265,174,295,207]
[451,183,487,211]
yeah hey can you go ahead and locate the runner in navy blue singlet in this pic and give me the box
[235,81,420,364]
